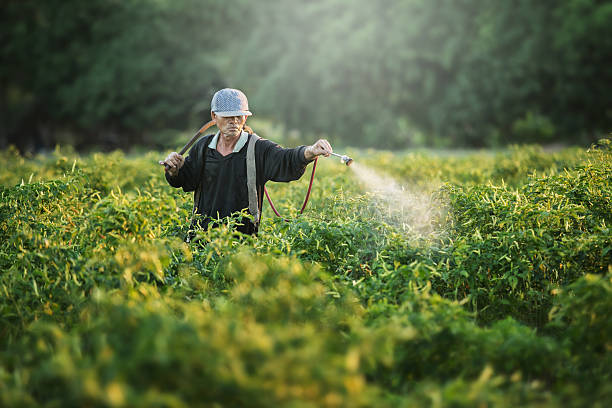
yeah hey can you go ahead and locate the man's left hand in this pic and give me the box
[305,139,333,161]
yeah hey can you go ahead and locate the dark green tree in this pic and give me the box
[1,0,248,150]
[2,0,610,150]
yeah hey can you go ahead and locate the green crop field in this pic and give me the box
[1,140,611,407]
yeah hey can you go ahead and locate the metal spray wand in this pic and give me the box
[329,152,354,166]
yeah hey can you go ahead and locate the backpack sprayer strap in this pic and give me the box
[246,133,261,225]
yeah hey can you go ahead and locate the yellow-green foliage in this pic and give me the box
[1,141,610,406]
[358,144,592,188]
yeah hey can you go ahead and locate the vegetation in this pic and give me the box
[1,140,610,406]
[2,0,611,150]
[0,0,246,150]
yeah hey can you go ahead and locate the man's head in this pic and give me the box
[211,88,251,139]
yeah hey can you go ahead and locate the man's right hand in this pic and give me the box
[159,152,185,177]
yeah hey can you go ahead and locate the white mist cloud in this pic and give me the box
[349,163,448,239]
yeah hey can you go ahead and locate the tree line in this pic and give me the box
[1,0,610,151]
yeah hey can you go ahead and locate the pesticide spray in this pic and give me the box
[342,159,448,239]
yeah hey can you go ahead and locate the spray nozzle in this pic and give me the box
[330,152,354,166]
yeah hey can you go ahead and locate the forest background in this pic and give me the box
[1,0,611,152]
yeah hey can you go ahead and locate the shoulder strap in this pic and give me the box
[247,133,261,224]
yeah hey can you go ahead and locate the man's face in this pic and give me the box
[213,113,246,139]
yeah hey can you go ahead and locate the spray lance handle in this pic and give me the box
[159,119,217,172]
[329,152,354,166]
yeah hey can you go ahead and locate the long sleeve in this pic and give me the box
[164,137,208,192]
[255,139,312,184]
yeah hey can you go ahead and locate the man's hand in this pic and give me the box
[159,152,185,177]
[304,139,333,161]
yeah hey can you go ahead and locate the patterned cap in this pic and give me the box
[211,88,252,117]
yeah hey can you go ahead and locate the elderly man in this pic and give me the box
[161,88,332,236]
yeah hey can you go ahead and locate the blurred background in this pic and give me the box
[1,0,610,152]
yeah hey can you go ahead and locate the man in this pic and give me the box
[160,88,332,236]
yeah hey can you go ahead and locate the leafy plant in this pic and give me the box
[0,142,610,406]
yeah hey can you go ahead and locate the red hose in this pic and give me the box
[264,157,318,221]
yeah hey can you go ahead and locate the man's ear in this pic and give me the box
[211,111,217,121]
